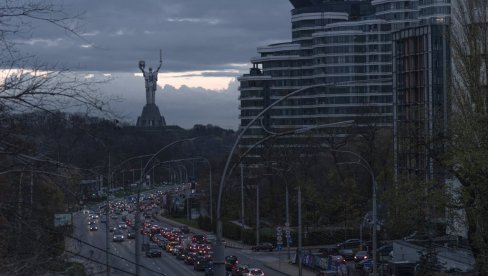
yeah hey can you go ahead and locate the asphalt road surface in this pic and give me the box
[72,206,287,275]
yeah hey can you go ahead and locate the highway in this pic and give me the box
[71,195,288,275]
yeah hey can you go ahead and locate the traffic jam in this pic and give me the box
[85,188,266,276]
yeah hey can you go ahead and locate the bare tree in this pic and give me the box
[0,0,114,273]
[449,0,488,272]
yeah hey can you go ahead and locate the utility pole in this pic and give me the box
[286,183,290,261]
[372,177,378,276]
[240,164,245,234]
[209,162,213,226]
[298,185,302,276]
[106,152,112,276]
[256,185,260,246]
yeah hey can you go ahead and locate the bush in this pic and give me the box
[197,216,213,232]
[222,221,241,240]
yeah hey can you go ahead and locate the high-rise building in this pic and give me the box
[392,23,450,183]
[238,0,450,160]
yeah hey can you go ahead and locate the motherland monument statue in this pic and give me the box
[136,49,166,127]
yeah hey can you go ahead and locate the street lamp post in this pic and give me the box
[240,164,245,236]
[215,90,358,276]
[298,184,302,276]
[334,149,378,276]
[135,138,196,276]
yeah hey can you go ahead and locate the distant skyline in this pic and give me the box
[11,0,293,129]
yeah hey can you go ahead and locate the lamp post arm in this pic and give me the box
[336,161,374,180]
[330,149,373,175]
[135,137,196,275]
[224,120,355,186]
[214,79,388,276]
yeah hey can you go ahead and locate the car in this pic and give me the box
[225,255,238,271]
[316,270,338,276]
[356,259,373,271]
[339,249,354,262]
[118,223,127,229]
[378,244,393,256]
[89,225,98,231]
[176,249,187,260]
[109,226,117,232]
[127,229,136,239]
[193,255,209,271]
[185,252,198,265]
[247,268,264,276]
[192,234,206,244]
[336,239,363,249]
[146,244,162,258]
[204,261,214,276]
[353,250,369,262]
[251,242,274,252]
[166,241,179,253]
[180,225,190,234]
[113,230,124,242]
[231,264,250,276]
[87,220,96,225]
[173,245,183,256]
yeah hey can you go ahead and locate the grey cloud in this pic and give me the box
[100,73,239,129]
[13,0,292,73]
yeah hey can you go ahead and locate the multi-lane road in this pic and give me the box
[70,201,288,275]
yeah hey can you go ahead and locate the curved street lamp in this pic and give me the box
[213,80,373,276]
[333,149,378,276]
[135,137,197,275]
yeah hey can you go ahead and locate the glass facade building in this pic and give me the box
[238,0,451,156]
[392,23,450,182]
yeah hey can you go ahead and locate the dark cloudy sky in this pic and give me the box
[12,0,294,129]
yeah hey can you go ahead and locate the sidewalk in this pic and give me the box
[264,261,317,276]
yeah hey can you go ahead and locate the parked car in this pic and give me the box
[225,255,239,271]
[251,242,274,252]
[336,239,363,249]
[378,244,393,257]
[339,249,354,262]
[316,271,338,276]
[146,244,162,258]
[354,251,369,262]
[356,259,373,271]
